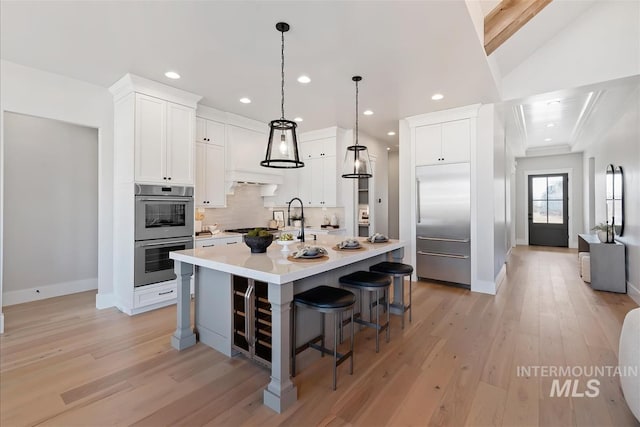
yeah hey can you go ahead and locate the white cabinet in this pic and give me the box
[415,119,470,166]
[264,169,299,207]
[195,142,226,207]
[298,137,339,207]
[196,117,225,146]
[134,93,195,185]
[195,235,242,248]
[226,124,276,175]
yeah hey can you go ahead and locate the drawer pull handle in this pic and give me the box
[227,242,238,245]
[158,290,175,295]
[417,251,469,259]
[203,244,215,248]
[417,236,470,243]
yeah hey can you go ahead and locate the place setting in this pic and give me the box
[333,238,366,251]
[362,232,389,244]
[287,245,329,262]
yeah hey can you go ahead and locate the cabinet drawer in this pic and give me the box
[416,251,470,286]
[196,236,242,248]
[134,282,177,308]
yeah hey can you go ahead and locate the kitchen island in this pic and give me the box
[169,235,404,413]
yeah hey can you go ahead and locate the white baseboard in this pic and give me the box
[0,312,4,334]
[516,238,528,246]
[2,278,98,306]
[495,263,507,293]
[628,281,640,306]
[472,279,496,295]
[95,292,115,309]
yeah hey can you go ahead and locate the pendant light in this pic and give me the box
[342,76,372,178]
[261,22,304,169]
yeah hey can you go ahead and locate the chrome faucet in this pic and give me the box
[287,197,305,243]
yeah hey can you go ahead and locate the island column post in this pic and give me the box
[171,261,196,350]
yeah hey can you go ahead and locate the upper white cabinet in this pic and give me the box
[134,93,195,185]
[297,128,345,207]
[415,119,470,166]
[196,117,225,146]
[195,142,226,207]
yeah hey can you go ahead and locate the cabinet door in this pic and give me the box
[205,144,226,207]
[206,120,225,146]
[299,140,316,160]
[298,160,313,206]
[226,125,271,173]
[309,157,324,206]
[135,94,166,184]
[319,137,336,157]
[441,119,470,163]
[322,156,337,206]
[415,124,441,166]
[195,142,207,206]
[196,117,207,143]
[166,102,194,185]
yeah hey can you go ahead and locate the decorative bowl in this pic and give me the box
[244,234,274,253]
[276,240,296,252]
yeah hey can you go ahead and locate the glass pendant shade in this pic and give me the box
[261,119,304,168]
[262,22,304,169]
[342,75,372,179]
[342,144,372,178]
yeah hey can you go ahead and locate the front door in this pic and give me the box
[528,174,569,247]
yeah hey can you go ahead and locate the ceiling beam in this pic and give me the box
[484,0,553,56]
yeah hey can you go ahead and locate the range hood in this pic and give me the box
[225,169,283,196]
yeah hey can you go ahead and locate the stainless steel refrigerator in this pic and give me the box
[416,163,471,286]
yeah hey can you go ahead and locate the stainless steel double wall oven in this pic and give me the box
[134,184,194,287]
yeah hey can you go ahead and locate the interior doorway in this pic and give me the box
[528,173,569,247]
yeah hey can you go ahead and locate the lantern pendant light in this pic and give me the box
[342,76,372,178]
[261,22,304,169]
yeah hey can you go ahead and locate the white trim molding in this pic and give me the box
[96,292,116,309]
[0,312,4,334]
[523,168,576,248]
[3,278,98,306]
[495,263,507,293]
[628,281,640,306]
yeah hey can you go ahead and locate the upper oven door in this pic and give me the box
[135,196,194,240]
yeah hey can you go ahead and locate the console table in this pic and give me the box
[578,234,626,293]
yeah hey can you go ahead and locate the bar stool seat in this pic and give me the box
[370,261,414,329]
[339,271,392,352]
[292,285,356,390]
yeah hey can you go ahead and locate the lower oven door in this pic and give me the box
[134,237,194,287]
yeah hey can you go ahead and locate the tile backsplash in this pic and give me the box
[201,184,344,230]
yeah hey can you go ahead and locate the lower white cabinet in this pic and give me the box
[196,235,242,248]
[133,281,177,309]
[195,142,226,207]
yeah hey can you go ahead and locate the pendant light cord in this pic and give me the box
[280,29,285,120]
[355,79,359,146]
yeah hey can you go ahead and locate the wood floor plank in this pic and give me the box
[1,246,637,427]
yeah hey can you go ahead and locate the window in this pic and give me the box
[531,176,564,224]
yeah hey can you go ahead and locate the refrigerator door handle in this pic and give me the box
[417,251,470,259]
[416,178,421,223]
[417,236,470,243]
[244,282,255,349]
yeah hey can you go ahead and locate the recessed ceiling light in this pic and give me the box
[239,97,252,104]
[387,131,396,136]
[431,93,444,101]
[544,138,552,142]
[547,123,555,128]
[294,117,303,122]
[363,110,374,116]
[297,75,311,84]
[547,100,561,106]
[164,71,180,80]
[386,147,391,151]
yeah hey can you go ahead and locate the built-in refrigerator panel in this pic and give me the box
[416,163,471,286]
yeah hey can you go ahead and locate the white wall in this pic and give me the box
[502,1,640,100]
[515,153,584,248]
[3,113,98,305]
[0,60,114,327]
[582,87,640,301]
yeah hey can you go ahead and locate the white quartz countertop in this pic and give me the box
[170,235,404,284]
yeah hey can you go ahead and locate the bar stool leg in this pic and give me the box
[321,312,325,358]
[386,288,390,342]
[409,276,413,323]
[375,289,380,353]
[333,312,338,390]
[349,309,354,375]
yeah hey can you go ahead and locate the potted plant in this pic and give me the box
[592,222,614,243]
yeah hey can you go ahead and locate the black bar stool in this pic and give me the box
[339,271,392,353]
[291,285,356,390]
[370,262,414,329]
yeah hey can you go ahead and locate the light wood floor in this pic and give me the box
[1,246,638,426]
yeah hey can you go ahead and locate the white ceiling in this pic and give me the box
[0,0,501,148]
